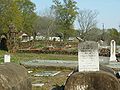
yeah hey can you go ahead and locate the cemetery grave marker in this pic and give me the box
[4,54,10,63]
[110,40,116,62]
[78,41,99,72]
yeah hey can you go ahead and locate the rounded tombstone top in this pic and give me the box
[65,71,120,90]
[111,40,116,45]
[111,40,115,42]
[78,41,98,52]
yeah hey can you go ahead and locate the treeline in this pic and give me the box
[0,0,36,36]
[77,28,120,45]
[0,0,120,52]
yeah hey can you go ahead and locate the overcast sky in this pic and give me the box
[31,0,120,30]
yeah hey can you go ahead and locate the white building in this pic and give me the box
[49,37,60,41]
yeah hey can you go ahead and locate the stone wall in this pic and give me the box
[0,63,31,90]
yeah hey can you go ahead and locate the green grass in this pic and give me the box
[0,50,74,90]
[0,50,77,63]
[0,50,7,63]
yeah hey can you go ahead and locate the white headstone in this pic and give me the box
[110,40,116,62]
[4,54,10,63]
[78,41,99,72]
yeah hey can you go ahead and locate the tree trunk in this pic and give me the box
[7,32,18,53]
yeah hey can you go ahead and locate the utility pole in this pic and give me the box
[102,23,105,41]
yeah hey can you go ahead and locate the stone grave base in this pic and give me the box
[65,71,120,90]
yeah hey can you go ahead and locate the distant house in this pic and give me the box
[19,33,30,42]
[19,33,28,42]
[49,37,60,41]
[19,33,61,42]
[35,36,45,40]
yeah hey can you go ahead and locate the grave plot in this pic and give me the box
[33,71,61,77]
[32,80,45,89]
[31,70,71,90]
[32,83,44,87]
[20,60,77,68]
[65,41,120,90]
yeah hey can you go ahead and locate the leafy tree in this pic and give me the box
[106,28,120,45]
[85,28,102,41]
[52,0,78,40]
[0,0,37,52]
[15,0,38,48]
[0,0,23,52]
[0,0,23,34]
[15,0,36,36]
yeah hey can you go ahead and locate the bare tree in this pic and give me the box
[34,8,56,38]
[43,9,56,39]
[33,8,56,46]
[77,9,98,39]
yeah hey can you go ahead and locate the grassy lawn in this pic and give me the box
[0,50,75,90]
[0,50,77,63]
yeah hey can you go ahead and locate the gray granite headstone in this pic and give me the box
[78,41,99,72]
